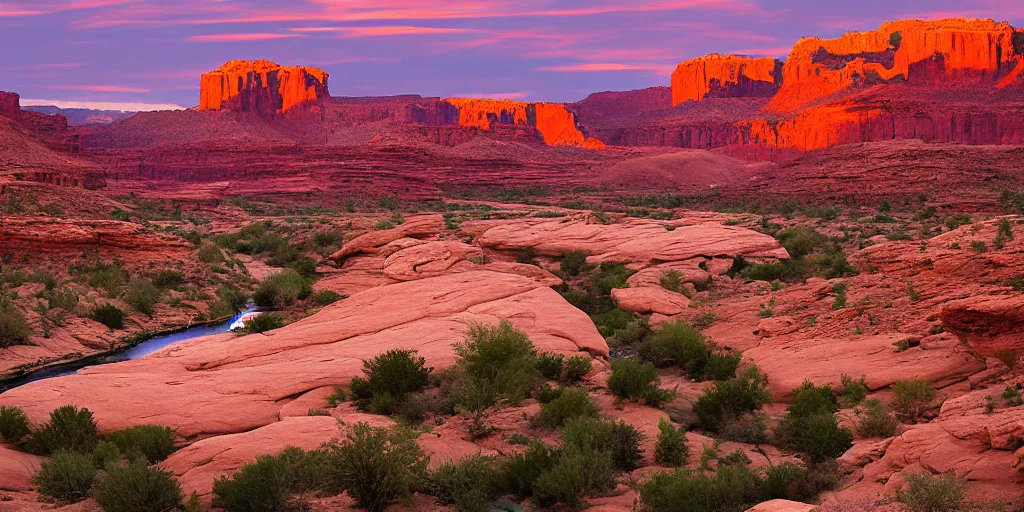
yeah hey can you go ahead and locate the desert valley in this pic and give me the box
[0,14,1023,512]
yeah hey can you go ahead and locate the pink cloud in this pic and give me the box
[537,63,675,74]
[290,26,478,37]
[1,0,138,17]
[187,33,306,42]
[42,84,151,93]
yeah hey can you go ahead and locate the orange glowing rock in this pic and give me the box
[199,60,329,115]
[443,98,605,148]
[670,54,782,106]
[768,19,1024,113]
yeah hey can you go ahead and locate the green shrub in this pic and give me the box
[31,405,98,454]
[243,313,285,333]
[216,284,248,314]
[718,412,769,444]
[106,424,176,463]
[788,381,840,417]
[429,454,500,512]
[33,451,96,502]
[498,441,559,499]
[560,250,591,277]
[895,472,966,512]
[46,287,80,311]
[741,259,808,282]
[536,388,599,428]
[213,447,330,512]
[87,263,127,296]
[536,385,563,403]
[92,303,125,329]
[564,355,591,382]
[533,446,616,511]
[639,321,737,381]
[762,461,840,502]
[890,379,936,422]
[152,269,186,289]
[856,399,900,438]
[774,411,853,463]
[1003,386,1023,407]
[93,440,122,468]
[94,460,183,512]
[607,358,674,407]
[693,366,771,432]
[562,417,643,472]
[589,262,634,295]
[311,230,343,248]
[252,270,312,309]
[839,374,869,406]
[638,464,764,512]
[0,405,30,443]
[350,349,431,416]
[454,321,541,408]
[311,289,344,306]
[537,353,565,380]
[125,278,161,316]
[654,418,688,467]
[0,306,32,348]
[591,307,637,337]
[323,423,428,512]
[659,270,684,293]
[776,227,828,259]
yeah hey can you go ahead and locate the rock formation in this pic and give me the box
[0,91,21,122]
[671,54,782,106]
[199,60,329,115]
[443,98,606,148]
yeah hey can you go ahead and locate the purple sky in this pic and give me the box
[2,0,1022,110]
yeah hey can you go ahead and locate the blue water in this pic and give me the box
[0,307,256,391]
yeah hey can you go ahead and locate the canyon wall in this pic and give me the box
[199,60,329,116]
[671,54,782,106]
[0,91,21,122]
[768,19,1024,113]
[441,98,606,148]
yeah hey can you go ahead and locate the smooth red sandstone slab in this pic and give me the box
[743,333,984,399]
[0,271,606,438]
[744,500,815,512]
[382,240,483,281]
[611,286,691,315]
[0,217,190,255]
[0,446,44,492]
[475,219,788,265]
[329,215,445,261]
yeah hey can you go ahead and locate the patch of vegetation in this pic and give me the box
[350,349,432,417]
[106,424,176,463]
[537,353,565,380]
[252,270,312,309]
[0,301,32,348]
[429,454,501,512]
[773,382,853,463]
[607,358,674,407]
[536,388,599,428]
[243,313,285,333]
[30,405,98,455]
[856,399,900,438]
[890,379,936,423]
[311,289,344,306]
[450,321,542,411]
[659,270,685,293]
[895,472,966,512]
[322,423,429,512]
[0,405,31,443]
[654,418,688,467]
[124,278,161,316]
[693,366,772,432]
[198,242,226,264]
[559,250,591,277]
[94,460,184,512]
[152,269,186,289]
[563,416,644,472]
[33,451,97,502]
[213,446,331,512]
[564,355,592,383]
[839,374,869,406]
[638,321,739,381]
[533,446,616,511]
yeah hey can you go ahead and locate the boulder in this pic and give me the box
[612,286,691,315]
[745,500,816,512]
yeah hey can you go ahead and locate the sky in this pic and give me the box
[1,0,1022,111]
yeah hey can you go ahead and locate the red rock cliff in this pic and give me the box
[199,60,329,115]
[768,18,1024,113]
[0,91,21,122]
[670,54,782,107]
[442,98,605,148]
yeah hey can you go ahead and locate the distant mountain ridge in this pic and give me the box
[23,105,136,125]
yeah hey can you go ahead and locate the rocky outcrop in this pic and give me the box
[442,98,606,148]
[0,91,21,122]
[768,19,1024,114]
[199,60,329,115]
[671,54,782,106]
[940,295,1024,356]
[0,217,191,256]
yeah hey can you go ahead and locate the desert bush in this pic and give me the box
[654,418,688,467]
[639,321,738,381]
[536,388,599,428]
[890,379,936,422]
[564,355,591,382]
[774,411,853,463]
[607,358,674,407]
[428,454,500,512]
[589,262,635,295]
[788,381,840,417]
[659,270,685,293]
[46,287,80,311]
[0,304,32,348]
[33,451,96,502]
[562,417,643,472]
[590,307,637,337]
[0,405,31,443]
[350,349,431,417]
[856,399,900,438]
[895,472,966,512]
[533,446,616,511]
[152,269,186,289]
[536,385,563,403]
[86,263,127,296]
[498,441,559,499]
[763,461,840,503]
[106,424,176,463]
[311,289,344,306]
[31,405,98,455]
[94,460,183,512]
[638,464,764,512]
[244,313,285,333]
[92,303,125,329]
[216,284,248,313]
[693,366,771,432]
[93,440,122,468]
[1003,386,1023,407]
[717,412,769,444]
[839,374,869,406]
[776,226,828,259]
[322,423,429,512]
[741,259,808,282]
[560,250,591,277]
[537,353,565,380]
[252,270,312,309]
[453,321,541,408]
[198,243,226,264]
[311,230,343,248]
[125,278,161,316]
[213,446,330,512]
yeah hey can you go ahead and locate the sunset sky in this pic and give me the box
[2,0,1022,111]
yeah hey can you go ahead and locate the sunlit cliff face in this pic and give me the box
[199,60,330,115]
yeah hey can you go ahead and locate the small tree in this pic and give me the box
[323,423,428,512]
[654,418,688,467]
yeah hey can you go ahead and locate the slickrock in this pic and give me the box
[611,286,691,315]
[382,240,483,281]
[0,217,191,256]
[329,215,445,262]
[0,446,44,492]
[475,219,788,264]
[671,54,782,106]
[744,500,816,512]
[199,60,329,115]
[940,295,1024,356]
[0,271,606,438]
